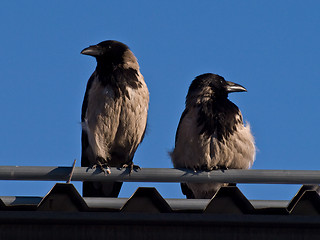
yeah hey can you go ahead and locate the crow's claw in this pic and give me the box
[122,163,141,175]
[91,159,111,174]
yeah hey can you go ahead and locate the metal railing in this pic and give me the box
[0,166,320,184]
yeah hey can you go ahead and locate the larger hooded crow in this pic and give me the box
[81,40,149,197]
[171,73,255,199]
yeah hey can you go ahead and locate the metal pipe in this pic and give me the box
[0,196,290,210]
[0,166,320,184]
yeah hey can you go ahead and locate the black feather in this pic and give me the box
[186,73,243,141]
[174,109,189,144]
[81,73,95,168]
[197,99,242,141]
[81,73,95,122]
[96,67,141,99]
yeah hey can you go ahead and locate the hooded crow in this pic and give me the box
[171,73,255,199]
[81,40,149,197]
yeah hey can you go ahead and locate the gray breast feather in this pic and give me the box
[83,72,149,167]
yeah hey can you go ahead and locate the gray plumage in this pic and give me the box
[171,73,255,199]
[81,40,149,197]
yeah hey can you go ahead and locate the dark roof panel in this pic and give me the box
[289,190,320,216]
[37,183,89,212]
[204,186,255,214]
[120,187,172,213]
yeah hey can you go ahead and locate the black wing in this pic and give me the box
[81,73,95,168]
[174,108,189,145]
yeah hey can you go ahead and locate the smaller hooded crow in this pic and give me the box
[171,73,255,199]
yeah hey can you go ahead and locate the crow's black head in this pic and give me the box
[186,73,247,140]
[187,73,247,101]
[81,40,130,65]
[81,40,141,98]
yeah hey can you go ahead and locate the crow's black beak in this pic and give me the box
[81,45,103,57]
[225,81,247,93]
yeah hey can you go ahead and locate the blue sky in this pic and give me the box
[0,1,319,200]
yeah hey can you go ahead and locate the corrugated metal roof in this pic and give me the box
[1,183,320,215]
[1,166,320,239]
